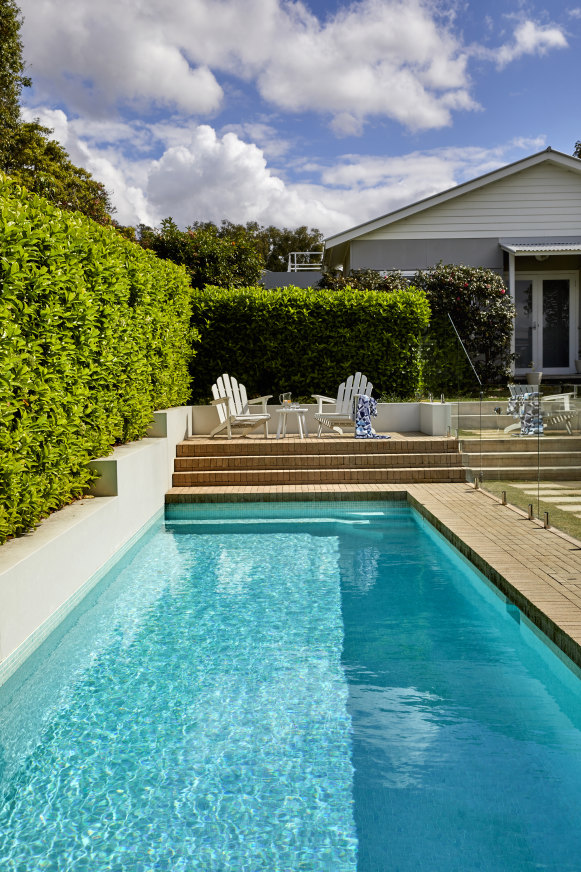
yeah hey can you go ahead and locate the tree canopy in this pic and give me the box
[0,0,113,224]
[137,218,325,289]
[0,0,30,166]
[138,218,265,289]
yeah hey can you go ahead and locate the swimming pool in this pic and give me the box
[1,500,581,871]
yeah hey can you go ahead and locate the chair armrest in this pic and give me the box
[211,396,233,413]
[543,392,574,409]
[311,394,336,413]
[247,395,272,413]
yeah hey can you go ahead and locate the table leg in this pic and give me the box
[276,414,283,439]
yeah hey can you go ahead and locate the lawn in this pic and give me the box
[482,479,581,543]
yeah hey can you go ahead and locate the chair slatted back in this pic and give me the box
[212,374,249,423]
[509,384,532,398]
[336,372,373,415]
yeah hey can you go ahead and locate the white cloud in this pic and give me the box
[486,19,568,68]
[20,0,224,115]
[219,122,291,159]
[20,1,570,137]
[20,0,476,133]
[22,104,546,238]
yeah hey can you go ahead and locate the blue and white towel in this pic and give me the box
[355,395,390,439]
[507,390,543,436]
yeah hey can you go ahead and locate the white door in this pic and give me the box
[514,273,578,375]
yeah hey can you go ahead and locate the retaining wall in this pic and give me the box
[0,406,192,686]
[192,402,452,437]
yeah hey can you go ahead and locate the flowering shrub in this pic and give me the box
[413,263,515,392]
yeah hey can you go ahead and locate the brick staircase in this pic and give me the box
[166,436,465,502]
[461,435,581,481]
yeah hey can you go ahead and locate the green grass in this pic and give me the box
[481,479,581,543]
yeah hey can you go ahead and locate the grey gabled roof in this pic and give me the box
[325,148,581,249]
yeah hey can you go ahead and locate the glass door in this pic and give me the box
[514,274,577,375]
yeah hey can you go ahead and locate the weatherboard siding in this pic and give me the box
[360,164,581,241]
[349,238,503,271]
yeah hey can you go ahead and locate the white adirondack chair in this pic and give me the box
[312,372,373,436]
[210,374,272,439]
[504,384,575,435]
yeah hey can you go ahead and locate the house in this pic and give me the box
[323,148,581,379]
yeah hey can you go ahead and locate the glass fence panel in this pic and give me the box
[439,316,581,543]
[478,382,581,542]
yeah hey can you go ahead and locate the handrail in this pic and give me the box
[287,251,324,272]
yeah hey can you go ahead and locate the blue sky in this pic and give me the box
[17,0,581,237]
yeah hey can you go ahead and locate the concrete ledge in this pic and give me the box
[192,402,452,437]
[0,405,192,686]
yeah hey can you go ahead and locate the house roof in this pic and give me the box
[325,148,581,250]
[500,239,581,256]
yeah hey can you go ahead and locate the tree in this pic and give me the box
[186,220,324,272]
[4,121,114,223]
[0,0,114,224]
[0,0,31,166]
[253,224,324,272]
[574,141,581,159]
[139,218,264,289]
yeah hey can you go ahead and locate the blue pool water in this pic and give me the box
[1,501,581,871]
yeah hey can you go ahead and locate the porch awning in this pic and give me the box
[500,239,581,256]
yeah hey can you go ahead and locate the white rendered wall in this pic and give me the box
[0,406,191,686]
[192,402,451,437]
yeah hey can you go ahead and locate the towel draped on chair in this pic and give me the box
[355,395,390,439]
[506,390,543,436]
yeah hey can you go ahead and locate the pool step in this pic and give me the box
[167,435,465,500]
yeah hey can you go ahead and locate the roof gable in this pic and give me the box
[325,149,581,249]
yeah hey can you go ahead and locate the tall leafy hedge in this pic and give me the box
[190,285,430,402]
[0,176,196,543]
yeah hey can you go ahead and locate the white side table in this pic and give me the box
[276,406,309,438]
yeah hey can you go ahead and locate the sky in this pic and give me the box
[17,0,581,239]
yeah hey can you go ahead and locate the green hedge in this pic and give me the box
[190,285,430,402]
[0,176,196,544]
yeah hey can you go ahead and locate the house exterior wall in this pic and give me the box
[350,237,504,271]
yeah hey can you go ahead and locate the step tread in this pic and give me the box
[175,453,463,470]
[172,468,466,486]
